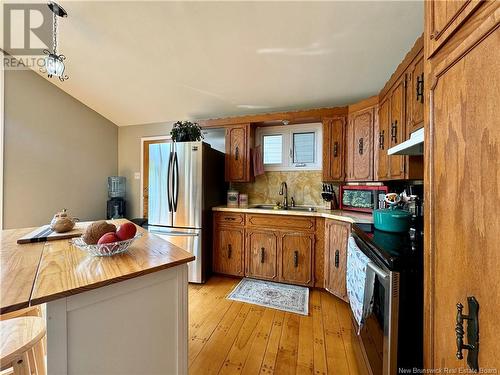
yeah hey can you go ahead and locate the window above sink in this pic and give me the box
[256,123,322,171]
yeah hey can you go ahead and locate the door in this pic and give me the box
[143,139,169,219]
[213,226,244,277]
[389,79,406,179]
[149,226,202,283]
[171,142,202,229]
[322,117,345,181]
[324,220,349,302]
[246,230,278,281]
[148,142,173,226]
[225,124,250,182]
[348,108,374,181]
[407,54,424,134]
[280,232,314,286]
[425,0,482,57]
[425,2,500,370]
[377,98,390,180]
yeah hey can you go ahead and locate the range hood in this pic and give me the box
[388,127,424,155]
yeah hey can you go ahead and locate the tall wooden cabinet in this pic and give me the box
[324,220,350,302]
[225,124,253,182]
[322,116,346,181]
[345,97,378,182]
[424,1,500,370]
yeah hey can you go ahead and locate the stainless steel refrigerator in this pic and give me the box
[147,141,225,283]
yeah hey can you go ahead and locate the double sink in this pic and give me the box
[252,204,317,212]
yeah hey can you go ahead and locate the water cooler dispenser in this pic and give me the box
[107,176,126,219]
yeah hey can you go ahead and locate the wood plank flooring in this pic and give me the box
[189,276,368,375]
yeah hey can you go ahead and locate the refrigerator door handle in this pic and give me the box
[166,151,173,212]
[173,151,179,212]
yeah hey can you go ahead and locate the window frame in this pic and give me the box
[255,123,323,171]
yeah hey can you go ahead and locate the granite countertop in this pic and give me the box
[212,205,373,224]
[0,219,194,314]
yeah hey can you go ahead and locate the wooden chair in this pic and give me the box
[0,317,46,375]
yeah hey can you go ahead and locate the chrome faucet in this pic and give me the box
[279,182,288,209]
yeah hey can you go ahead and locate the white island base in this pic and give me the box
[46,264,188,375]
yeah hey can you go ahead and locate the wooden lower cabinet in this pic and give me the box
[213,226,244,277]
[280,232,314,286]
[246,230,278,281]
[324,219,350,302]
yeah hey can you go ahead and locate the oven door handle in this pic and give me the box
[367,262,389,279]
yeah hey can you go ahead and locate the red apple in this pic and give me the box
[97,232,120,245]
[115,222,137,241]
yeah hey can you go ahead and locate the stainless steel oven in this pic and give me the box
[350,232,400,375]
[350,225,423,375]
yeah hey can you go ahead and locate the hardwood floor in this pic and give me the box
[188,276,367,375]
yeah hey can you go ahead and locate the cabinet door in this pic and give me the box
[322,117,345,181]
[246,230,278,281]
[280,232,314,286]
[407,53,424,134]
[225,124,250,182]
[425,0,482,57]
[324,220,350,302]
[389,79,406,179]
[347,108,374,181]
[213,226,244,276]
[425,2,500,369]
[377,98,390,180]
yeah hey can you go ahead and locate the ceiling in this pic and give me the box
[4,1,423,126]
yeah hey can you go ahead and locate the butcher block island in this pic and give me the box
[0,219,194,375]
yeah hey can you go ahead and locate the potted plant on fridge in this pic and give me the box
[170,121,203,142]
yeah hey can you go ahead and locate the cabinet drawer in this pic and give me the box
[246,214,315,232]
[214,212,245,226]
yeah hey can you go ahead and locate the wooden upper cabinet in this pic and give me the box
[346,98,377,182]
[322,117,346,182]
[425,0,482,58]
[280,232,314,286]
[324,220,350,302]
[407,53,425,134]
[246,230,278,281]
[225,124,252,182]
[377,98,390,180]
[389,78,406,179]
[213,226,245,277]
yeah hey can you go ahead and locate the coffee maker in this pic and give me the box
[107,176,126,219]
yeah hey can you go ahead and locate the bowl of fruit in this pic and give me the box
[72,221,142,257]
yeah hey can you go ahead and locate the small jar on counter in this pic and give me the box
[239,194,248,208]
[227,190,239,208]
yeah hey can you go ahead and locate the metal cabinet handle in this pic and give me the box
[224,217,236,221]
[294,251,299,268]
[456,297,479,371]
[335,250,339,268]
[358,138,364,155]
[379,131,385,150]
[227,244,232,259]
[260,247,265,263]
[416,73,424,103]
[333,142,339,157]
[391,121,398,142]
[235,146,239,161]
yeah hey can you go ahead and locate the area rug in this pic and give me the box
[227,278,309,316]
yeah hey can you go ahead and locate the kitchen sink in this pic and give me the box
[252,205,316,212]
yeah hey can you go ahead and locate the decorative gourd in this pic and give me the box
[50,208,78,233]
[82,221,117,245]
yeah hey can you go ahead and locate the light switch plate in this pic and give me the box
[134,172,141,180]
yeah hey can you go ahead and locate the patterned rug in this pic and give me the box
[227,278,309,315]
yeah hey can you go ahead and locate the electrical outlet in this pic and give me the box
[134,172,141,180]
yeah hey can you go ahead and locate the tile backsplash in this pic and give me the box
[232,171,339,207]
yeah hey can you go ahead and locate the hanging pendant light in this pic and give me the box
[42,2,69,81]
